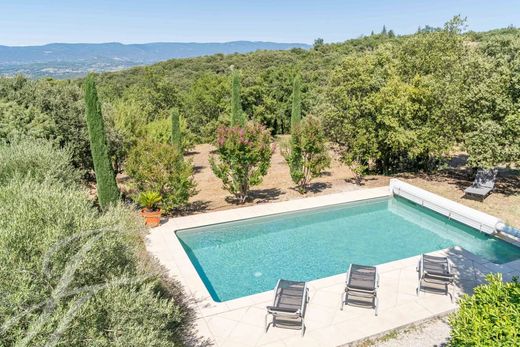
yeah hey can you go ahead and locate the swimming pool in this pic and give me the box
[177,196,520,302]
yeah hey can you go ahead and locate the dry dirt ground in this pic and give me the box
[183,143,520,227]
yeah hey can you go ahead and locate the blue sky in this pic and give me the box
[1,0,519,46]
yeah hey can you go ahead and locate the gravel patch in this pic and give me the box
[350,317,451,347]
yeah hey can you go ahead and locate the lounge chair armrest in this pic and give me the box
[266,306,299,314]
[424,272,454,281]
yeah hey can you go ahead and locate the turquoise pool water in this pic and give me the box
[177,196,520,302]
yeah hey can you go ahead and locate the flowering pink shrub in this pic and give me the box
[210,121,273,203]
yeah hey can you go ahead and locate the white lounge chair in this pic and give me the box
[341,264,379,316]
[464,169,497,200]
[265,279,309,336]
[417,254,455,302]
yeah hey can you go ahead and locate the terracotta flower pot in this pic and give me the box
[141,208,162,227]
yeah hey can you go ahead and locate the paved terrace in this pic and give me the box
[146,187,520,347]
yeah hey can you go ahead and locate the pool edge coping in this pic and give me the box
[145,185,520,318]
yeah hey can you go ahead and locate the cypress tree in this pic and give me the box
[171,108,182,154]
[230,70,244,126]
[84,74,120,210]
[290,75,302,132]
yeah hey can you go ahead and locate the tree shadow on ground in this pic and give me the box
[170,200,211,217]
[185,150,200,156]
[192,165,205,174]
[306,182,332,193]
[250,187,284,203]
[224,188,285,204]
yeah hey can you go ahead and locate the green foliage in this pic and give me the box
[230,69,245,126]
[0,142,189,346]
[171,108,182,153]
[290,75,302,132]
[283,116,331,193]
[84,74,120,209]
[137,191,162,211]
[181,72,229,142]
[0,101,54,142]
[105,98,147,152]
[0,76,93,172]
[0,139,80,186]
[465,120,505,169]
[144,116,194,152]
[449,274,520,346]
[210,121,273,203]
[125,139,197,212]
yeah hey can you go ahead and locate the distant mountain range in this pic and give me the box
[0,41,310,79]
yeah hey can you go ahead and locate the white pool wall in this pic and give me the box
[389,179,502,234]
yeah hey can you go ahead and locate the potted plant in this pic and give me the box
[137,191,162,227]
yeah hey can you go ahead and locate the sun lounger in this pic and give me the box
[341,264,379,316]
[265,279,309,336]
[416,254,455,302]
[464,169,497,200]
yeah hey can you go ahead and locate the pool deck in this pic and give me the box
[145,186,520,347]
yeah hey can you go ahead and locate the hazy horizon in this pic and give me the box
[0,40,311,48]
[1,0,519,46]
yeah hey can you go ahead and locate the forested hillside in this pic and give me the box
[1,18,519,177]
[0,41,310,78]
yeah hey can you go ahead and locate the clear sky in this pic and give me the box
[1,0,519,46]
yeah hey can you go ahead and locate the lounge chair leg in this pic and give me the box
[301,318,305,337]
[342,291,349,311]
[374,296,378,316]
[264,313,270,333]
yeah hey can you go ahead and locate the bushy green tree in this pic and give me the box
[0,101,54,142]
[0,76,93,172]
[283,115,331,193]
[0,139,80,186]
[0,142,190,347]
[84,74,120,209]
[449,274,520,346]
[210,122,273,203]
[125,139,197,212]
[230,69,245,126]
[323,19,471,174]
[182,72,229,142]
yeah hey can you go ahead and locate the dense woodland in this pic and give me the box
[0,18,519,179]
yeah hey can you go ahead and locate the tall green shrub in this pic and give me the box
[84,74,120,209]
[449,274,520,346]
[230,70,245,126]
[171,108,182,153]
[210,122,272,203]
[283,116,331,193]
[125,139,197,212]
[290,75,302,132]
